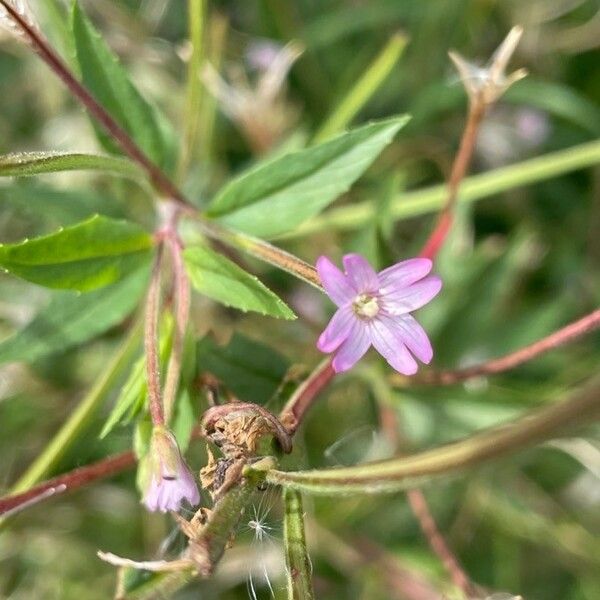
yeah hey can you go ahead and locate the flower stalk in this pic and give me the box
[279,358,336,435]
[161,206,192,424]
[420,26,526,260]
[419,100,486,260]
[145,245,166,427]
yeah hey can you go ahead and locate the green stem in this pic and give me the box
[288,138,600,237]
[177,0,206,181]
[262,376,600,494]
[199,13,228,162]
[196,217,322,289]
[189,457,276,576]
[8,319,143,495]
[313,33,407,143]
[283,488,315,600]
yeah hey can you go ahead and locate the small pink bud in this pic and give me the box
[142,426,200,513]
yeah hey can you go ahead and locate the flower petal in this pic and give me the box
[395,314,433,364]
[316,256,355,307]
[331,320,371,373]
[378,258,432,290]
[368,316,418,375]
[342,254,379,293]
[317,306,355,353]
[383,275,442,314]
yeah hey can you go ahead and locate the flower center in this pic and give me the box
[352,293,380,319]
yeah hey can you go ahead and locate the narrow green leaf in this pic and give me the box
[0,266,149,364]
[71,1,173,170]
[283,489,315,600]
[100,355,145,439]
[0,152,144,181]
[206,116,409,238]
[6,320,143,499]
[314,34,407,143]
[0,183,124,226]
[184,245,296,319]
[196,333,289,404]
[263,378,600,494]
[171,388,195,452]
[289,137,600,237]
[0,215,153,291]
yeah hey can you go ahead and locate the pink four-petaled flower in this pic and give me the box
[316,254,442,374]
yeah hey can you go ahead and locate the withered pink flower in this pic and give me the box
[317,254,442,375]
[142,426,199,513]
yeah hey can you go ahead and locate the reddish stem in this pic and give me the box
[145,245,166,426]
[406,308,600,386]
[407,489,474,596]
[162,229,191,424]
[0,0,190,208]
[419,101,486,260]
[0,451,136,517]
[377,384,474,596]
[279,358,336,435]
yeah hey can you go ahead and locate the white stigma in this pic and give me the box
[353,294,380,319]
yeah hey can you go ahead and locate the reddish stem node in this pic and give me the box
[279,358,336,435]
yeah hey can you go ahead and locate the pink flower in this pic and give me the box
[316,254,442,375]
[142,426,200,513]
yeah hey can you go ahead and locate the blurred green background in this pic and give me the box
[0,0,599,598]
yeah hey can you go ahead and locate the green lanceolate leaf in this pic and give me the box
[196,333,289,405]
[71,1,173,170]
[206,115,409,238]
[0,266,149,365]
[0,183,124,227]
[0,152,144,181]
[184,245,296,319]
[0,215,153,291]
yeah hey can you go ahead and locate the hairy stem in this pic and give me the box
[163,235,191,423]
[145,246,166,426]
[195,218,322,289]
[279,358,335,435]
[283,488,315,600]
[264,376,600,494]
[402,308,600,387]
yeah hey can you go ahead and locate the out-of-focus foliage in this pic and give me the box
[0,1,599,599]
